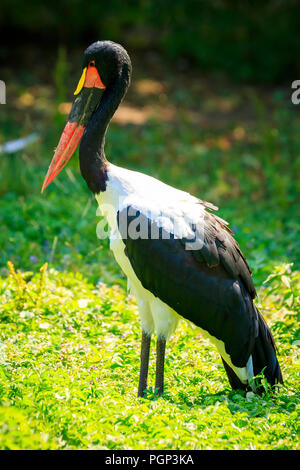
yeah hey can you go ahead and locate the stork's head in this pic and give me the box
[41,41,131,192]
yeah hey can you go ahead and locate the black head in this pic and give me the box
[82,40,132,89]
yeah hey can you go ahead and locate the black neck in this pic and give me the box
[79,66,130,193]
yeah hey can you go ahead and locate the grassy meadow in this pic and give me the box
[0,48,299,450]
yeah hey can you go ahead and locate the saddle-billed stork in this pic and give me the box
[42,41,283,396]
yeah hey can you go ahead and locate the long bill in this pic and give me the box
[41,63,105,192]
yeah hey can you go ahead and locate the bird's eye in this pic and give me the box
[89,60,95,67]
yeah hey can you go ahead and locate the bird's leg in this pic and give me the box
[155,336,166,396]
[138,330,151,398]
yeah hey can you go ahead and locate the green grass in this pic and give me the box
[0,54,299,449]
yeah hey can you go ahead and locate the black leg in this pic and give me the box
[155,336,166,396]
[138,330,151,397]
